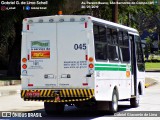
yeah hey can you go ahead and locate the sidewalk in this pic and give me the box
[0,78,158,97]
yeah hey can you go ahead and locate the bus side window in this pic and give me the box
[112,29,118,44]
[94,24,108,61]
[108,45,119,61]
[106,28,112,44]
[118,31,123,45]
[135,36,145,71]
[107,28,119,61]
[93,25,99,41]
[119,31,130,62]
[123,32,129,46]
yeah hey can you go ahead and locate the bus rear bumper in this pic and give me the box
[21,89,94,103]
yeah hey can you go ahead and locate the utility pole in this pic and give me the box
[128,1,131,27]
[112,0,118,23]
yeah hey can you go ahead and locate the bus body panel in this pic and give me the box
[21,17,93,89]
[94,63,132,101]
[57,22,89,88]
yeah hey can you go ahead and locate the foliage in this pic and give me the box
[0,0,65,70]
[145,37,152,44]
[145,62,160,71]
[144,37,152,53]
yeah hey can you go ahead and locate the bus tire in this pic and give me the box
[44,102,64,115]
[108,90,118,114]
[130,92,139,107]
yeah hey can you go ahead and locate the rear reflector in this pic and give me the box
[28,54,30,60]
[83,83,88,86]
[27,25,29,30]
[28,84,33,86]
[85,22,87,28]
[86,55,88,61]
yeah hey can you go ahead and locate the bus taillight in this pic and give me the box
[27,24,29,30]
[28,84,33,86]
[86,55,88,61]
[89,57,93,62]
[22,64,27,69]
[22,58,27,63]
[85,22,87,28]
[89,63,94,68]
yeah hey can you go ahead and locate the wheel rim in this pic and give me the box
[113,94,118,111]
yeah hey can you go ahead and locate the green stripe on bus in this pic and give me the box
[95,67,126,71]
[95,64,126,67]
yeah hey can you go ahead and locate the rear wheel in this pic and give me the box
[108,90,118,114]
[130,91,139,107]
[44,102,65,115]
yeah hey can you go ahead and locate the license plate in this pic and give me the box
[26,92,40,97]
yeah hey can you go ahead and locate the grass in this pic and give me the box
[144,54,160,71]
[145,62,160,71]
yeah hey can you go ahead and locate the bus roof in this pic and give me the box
[24,15,138,34]
[90,16,138,34]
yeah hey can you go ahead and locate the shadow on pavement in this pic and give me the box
[30,104,132,119]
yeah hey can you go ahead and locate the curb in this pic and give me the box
[0,80,21,86]
[145,70,160,72]
[145,80,157,88]
[0,90,20,97]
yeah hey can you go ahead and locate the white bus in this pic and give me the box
[21,15,145,114]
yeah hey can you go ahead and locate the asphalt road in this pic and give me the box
[0,72,160,120]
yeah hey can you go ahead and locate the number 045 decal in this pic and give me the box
[74,43,86,50]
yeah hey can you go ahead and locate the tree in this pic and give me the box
[145,37,152,53]
[0,0,65,78]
